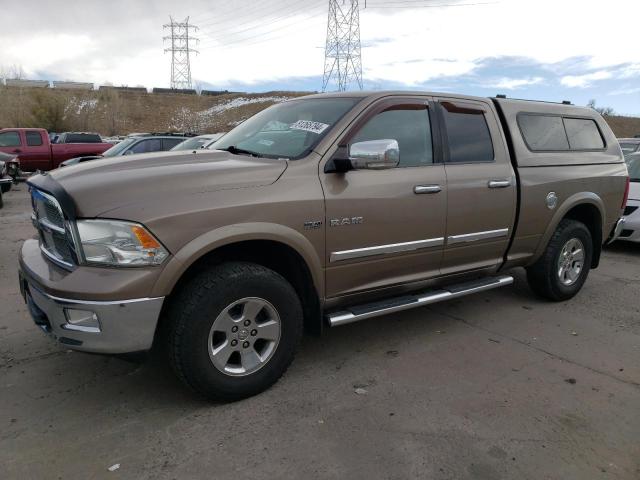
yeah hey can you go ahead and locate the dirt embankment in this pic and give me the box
[602,115,640,138]
[0,87,310,135]
[1,86,639,138]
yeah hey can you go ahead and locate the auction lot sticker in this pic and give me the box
[290,120,330,135]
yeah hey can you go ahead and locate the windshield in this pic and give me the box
[620,142,639,155]
[102,137,137,157]
[626,155,640,182]
[213,98,360,159]
[171,137,212,151]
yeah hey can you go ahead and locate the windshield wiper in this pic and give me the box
[218,145,263,158]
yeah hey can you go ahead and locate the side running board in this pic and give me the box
[326,275,514,327]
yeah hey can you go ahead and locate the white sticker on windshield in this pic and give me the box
[290,120,330,135]
[258,139,274,146]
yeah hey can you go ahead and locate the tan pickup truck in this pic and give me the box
[19,91,629,401]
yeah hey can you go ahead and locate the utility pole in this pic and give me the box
[322,0,363,92]
[163,16,199,90]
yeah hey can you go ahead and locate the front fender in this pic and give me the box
[531,192,605,264]
[150,222,324,298]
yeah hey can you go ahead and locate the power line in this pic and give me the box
[323,0,363,92]
[363,1,497,7]
[198,0,324,30]
[199,4,326,46]
[200,14,327,50]
[163,17,199,89]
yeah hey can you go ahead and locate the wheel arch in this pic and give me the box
[532,193,605,268]
[152,223,324,335]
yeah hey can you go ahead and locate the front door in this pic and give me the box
[435,97,517,274]
[22,130,51,171]
[321,97,447,298]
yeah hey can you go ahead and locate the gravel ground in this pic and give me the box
[1,187,639,480]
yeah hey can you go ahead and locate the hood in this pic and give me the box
[46,149,288,217]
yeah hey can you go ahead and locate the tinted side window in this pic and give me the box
[563,118,604,150]
[351,105,433,167]
[162,138,184,150]
[64,133,102,143]
[0,131,21,147]
[129,138,162,154]
[518,114,569,151]
[26,131,43,146]
[441,102,494,163]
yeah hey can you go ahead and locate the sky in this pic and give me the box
[1,0,640,115]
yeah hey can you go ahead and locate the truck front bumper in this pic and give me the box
[19,240,165,354]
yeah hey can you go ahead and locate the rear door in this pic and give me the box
[435,98,516,274]
[321,97,448,298]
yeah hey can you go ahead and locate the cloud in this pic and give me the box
[609,86,640,96]
[486,76,544,90]
[560,70,613,88]
[1,0,640,110]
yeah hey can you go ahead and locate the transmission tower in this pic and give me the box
[163,16,199,90]
[322,0,363,92]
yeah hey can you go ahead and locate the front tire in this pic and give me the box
[165,262,303,401]
[526,219,593,301]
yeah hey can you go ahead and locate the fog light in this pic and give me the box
[63,308,101,333]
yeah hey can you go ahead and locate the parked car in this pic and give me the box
[55,132,104,144]
[0,128,112,171]
[20,91,629,401]
[618,152,640,242]
[0,151,20,182]
[59,133,192,167]
[618,138,640,156]
[170,134,225,151]
[0,153,16,208]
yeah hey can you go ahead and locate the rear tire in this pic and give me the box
[526,219,593,301]
[165,262,303,402]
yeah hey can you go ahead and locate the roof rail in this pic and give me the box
[493,95,574,106]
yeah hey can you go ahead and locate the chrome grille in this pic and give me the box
[30,188,75,268]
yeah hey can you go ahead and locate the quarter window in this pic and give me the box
[26,131,43,146]
[518,114,569,151]
[518,114,606,152]
[564,118,605,150]
[441,102,494,163]
[0,131,21,147]
[351,104,433,167]
[162,138,184,150]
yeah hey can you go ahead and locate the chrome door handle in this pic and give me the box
[414,185,442,194]
[488,180,511,189]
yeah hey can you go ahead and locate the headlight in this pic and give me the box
[76,219,169,266]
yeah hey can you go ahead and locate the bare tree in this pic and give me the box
[0,64,31,127]
[587,99,615,117]
[99,88,126,136]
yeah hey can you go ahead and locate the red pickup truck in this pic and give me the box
[0,128,112,171]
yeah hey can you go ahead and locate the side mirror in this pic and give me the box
[123,150,134,155]
[349,139,400,170]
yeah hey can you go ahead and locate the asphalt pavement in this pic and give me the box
[1,187,639,479]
